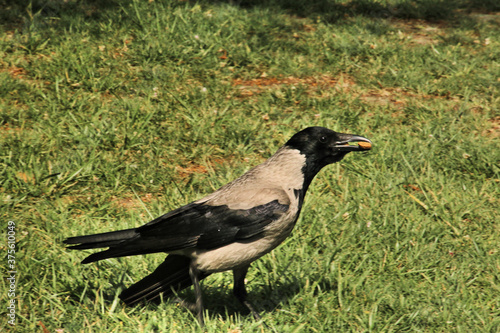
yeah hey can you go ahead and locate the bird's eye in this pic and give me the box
[319,136,327,143]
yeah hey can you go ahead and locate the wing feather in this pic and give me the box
[138,199,289,250]
[70,191,290,263]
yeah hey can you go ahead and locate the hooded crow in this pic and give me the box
[64,126,372,325]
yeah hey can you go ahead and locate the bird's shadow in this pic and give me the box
[151,278,304,321]
[201,280,303,318]
[68,272,305,321]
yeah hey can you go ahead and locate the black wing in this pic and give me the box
[65,200,289,264]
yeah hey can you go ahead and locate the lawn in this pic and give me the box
[1,0,499,332]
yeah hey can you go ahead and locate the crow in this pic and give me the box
[64,126,372,325]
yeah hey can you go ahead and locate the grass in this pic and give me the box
[1,0,499,331]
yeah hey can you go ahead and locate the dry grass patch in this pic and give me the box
[232,72,467,111]
[390,18,446,45]
[484,116,500,138]
[232,74,355,98]
[111,193,155,210]
[175,157,227,178]
[359,86,463,109]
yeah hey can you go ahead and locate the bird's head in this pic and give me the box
[285,126,372,174]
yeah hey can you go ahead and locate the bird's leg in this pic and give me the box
[233,265,261,320]
[189,264,205,327]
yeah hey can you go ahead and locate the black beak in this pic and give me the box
[334,134,372,152]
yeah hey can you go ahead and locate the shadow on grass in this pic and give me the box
[0,0,106,26]
[1,0,499,33]
[235,0,500,22]
[203,278,307,318]
[66,274,304,321]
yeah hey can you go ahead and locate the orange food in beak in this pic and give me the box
[358,141,372,150]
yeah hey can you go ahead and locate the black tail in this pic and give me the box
[119,254,210,305]
[64,229,138,264]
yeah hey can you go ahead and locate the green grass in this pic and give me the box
[1,0,499,331]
